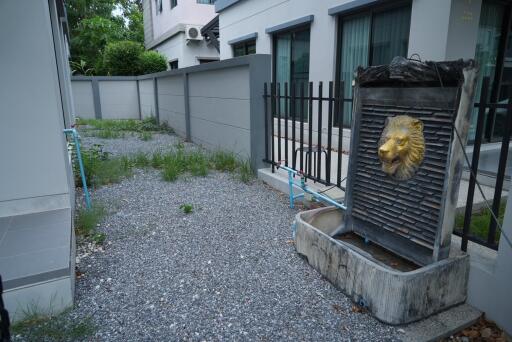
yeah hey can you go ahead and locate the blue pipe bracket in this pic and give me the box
[277,162,346,211]
[64,128,91,209]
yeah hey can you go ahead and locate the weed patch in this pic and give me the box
[180,203,194,214]
[76,117,172,133]
[455,201,505,242]
[75,204,107,240]
[11,309,95,341]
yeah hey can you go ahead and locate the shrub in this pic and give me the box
[139,50,168,74]
[102,41,144,76]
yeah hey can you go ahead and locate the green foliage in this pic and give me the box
[211,151,238,172]
[162,163,180,182]
[70,59,95,76]
[66,0,117,34]
[76,144,132,188]
[11,309,95,342]
[455,201,505,242]
[126,9,144,43]
[102,41,144,76]
[139,50,168,74]
[75,203,107,239]
[180,204,194,214]
[237,160,254,184]
[139,131,153,141]
[70,16,125,71]
[77,118,170,133]
[131,152,151,168]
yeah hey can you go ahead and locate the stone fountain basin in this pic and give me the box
[294,206,469,325]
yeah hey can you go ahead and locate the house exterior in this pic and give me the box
[215,0,511,166]
[143,0,220,68]
[0,0,76,320]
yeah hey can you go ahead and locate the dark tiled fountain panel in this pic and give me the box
[353,96,456,250]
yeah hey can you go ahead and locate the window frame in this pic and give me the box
[334,0,412,127]
[171,0,177,9]
[232,40,256,57]
[197,0,216,4]
[169,59,179,69]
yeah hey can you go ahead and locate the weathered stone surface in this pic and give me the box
[294,206,470,325]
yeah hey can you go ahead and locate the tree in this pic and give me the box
[102,41,145,75]
[66,0,117,34]
[70,16,126,69]
[139,51,168,74]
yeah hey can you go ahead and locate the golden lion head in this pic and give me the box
[377,115,425,181]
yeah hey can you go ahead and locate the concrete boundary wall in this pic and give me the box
[71,55,271,170]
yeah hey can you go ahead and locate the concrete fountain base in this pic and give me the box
[294,207,470,325]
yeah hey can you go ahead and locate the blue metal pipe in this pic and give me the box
[64,128,91,209]
[277,163,346,211]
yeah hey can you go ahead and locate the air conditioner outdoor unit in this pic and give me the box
[185,25,203,41]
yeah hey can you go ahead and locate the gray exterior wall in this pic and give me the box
[71,55,271,170]
[0,0,75,320]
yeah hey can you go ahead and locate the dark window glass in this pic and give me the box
[274,27,310,121]
[337,5,411,127]
[169,60,178,69]
[171,0,177,9]
[233,40,256,57]
[197,0,216,4]
[198,59,218,64]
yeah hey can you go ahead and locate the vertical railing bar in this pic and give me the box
[327,81,333,184]
[277,83,282,163]
[264,83,269,164]
[291,82,296,169]
[317,82,323,182]
[461,77,489,251]
[308,82,314,179]
[336,80,343,188]
[487,86,512,245]
[271,82,276,173]
[300,83,305,173]
[284,82,289,166]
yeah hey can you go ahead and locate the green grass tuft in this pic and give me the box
[455,201,505,242]
[75,204,107,238]
[139,131,153,141]
[131,152,151,168]
[162,163,180,182]
[11,309,95,341]
[211,150,238,172]
[237,159,254,183]
[179,203,194,214]
[76,117,172,133]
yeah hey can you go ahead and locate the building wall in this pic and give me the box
[149,0,217,39]
[0,0,74,320]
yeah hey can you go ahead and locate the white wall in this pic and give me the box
[140,79,156,118]
[72,81,95,119]
[157,75,187,136]
[99,81,140,119]
[150,0,217,39]
[188,66,251,155]
[154,32,220,69]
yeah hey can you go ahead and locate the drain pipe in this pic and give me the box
[64,128,91,209]
[277,163,346,211]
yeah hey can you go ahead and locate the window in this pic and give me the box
[337,4,411,126]
[155,0,163,13]
[233,40,256,57]
[472,0,512,142]
[171,0,177,9]
[198,58,219,64]
[274,27,311,120]
[169,60,179,69]
[197,0,216,4]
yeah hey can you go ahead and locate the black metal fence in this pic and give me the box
[263,77,510,252]
[0,275,11,342]
[262,81,349,188]
[454,76,511,251]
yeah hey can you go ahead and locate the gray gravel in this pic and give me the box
[44,132,399,340]
[66,166,399,341]
[80,131,188,156]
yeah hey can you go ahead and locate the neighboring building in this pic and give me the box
[214,0,511,178]
[0,0,76,319]
[143,0,220,69]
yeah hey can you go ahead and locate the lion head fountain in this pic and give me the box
[377,115,425,181]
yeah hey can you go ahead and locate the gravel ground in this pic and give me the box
[80,132,189,156]
[63,133,399,341]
